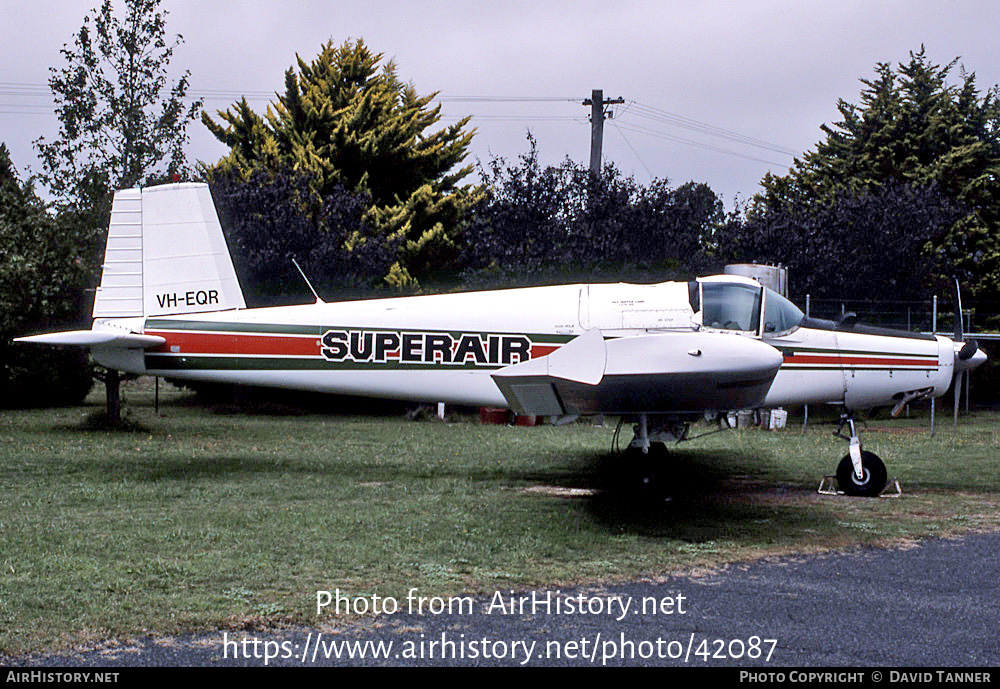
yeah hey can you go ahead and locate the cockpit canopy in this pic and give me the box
[762,288,804,335]
[695,277,803,337]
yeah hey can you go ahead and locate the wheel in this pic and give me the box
[622,442,669,499]
[836,451,887,497]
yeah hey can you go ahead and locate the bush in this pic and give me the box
[0,144,94,407]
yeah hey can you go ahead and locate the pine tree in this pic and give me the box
[753,47,1000,297]
[202,39,481,289]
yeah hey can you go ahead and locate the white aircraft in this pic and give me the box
[17,183,987,497]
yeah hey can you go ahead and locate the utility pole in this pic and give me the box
[583,89,625,175]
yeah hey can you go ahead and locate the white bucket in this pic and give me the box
[769,408,788,430]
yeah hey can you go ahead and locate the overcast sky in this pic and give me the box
[3,0,999,207]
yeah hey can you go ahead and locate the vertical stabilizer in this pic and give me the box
[92,183,245,318]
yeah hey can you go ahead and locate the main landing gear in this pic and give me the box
[616,413,690,499]
[616,411,890,499]
[833,414,887,497]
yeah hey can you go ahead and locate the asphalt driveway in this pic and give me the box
[13,530,1000,667]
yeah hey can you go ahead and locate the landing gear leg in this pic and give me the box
[637,413,650,454]
[834,414,887,497]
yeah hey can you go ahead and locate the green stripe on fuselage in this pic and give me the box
[144,354,506,371]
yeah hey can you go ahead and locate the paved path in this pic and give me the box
[15,532,1000,667]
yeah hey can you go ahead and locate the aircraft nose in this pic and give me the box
[971,347,987,368]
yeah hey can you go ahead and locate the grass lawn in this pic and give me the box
[1,379,998,655]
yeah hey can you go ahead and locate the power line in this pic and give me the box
[614,121,790,167]
[441,115,584,122]
[0,82,276,104]
[0,83,579,104]
[0,80,801,169]
[435,96,579,103]
[623,101,802,157]
[611,122,654,179]
[0,83,590,124]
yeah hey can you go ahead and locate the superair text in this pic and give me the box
[320,329,534,366]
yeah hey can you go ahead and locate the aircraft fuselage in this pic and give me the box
[90,279,956,414]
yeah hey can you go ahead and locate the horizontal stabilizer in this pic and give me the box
[15,330,166,348]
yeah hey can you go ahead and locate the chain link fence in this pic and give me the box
[804,297,1000,335]
[801,296,999,406]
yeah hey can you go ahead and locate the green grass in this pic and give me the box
[1,380,998,655]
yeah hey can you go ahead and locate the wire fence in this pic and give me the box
[801,295,1000,409]
[804,297,1000,336]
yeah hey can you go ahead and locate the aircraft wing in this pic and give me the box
[14,330,166,348]
[491,329,783,416]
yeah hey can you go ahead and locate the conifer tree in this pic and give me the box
[460,136,721,287]
[752,47,1000,297]
[202,39,480,289]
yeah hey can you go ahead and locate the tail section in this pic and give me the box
[93,182,245,318]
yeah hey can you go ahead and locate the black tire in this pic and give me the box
[836,451,887,497]
[623,442,668,499]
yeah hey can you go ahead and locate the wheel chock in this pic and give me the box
[818,476,903,498]
[817,475,839,495]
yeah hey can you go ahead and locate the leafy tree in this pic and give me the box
[461,136,721,287]
[209,168,395,305]
[34,0,202,224]
[0,145,93,407]
[201,39,480,290]
[749,47,1000,297]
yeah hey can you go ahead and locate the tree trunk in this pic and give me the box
[105,369,121,425]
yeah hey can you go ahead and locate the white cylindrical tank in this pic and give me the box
[724,264,788,297]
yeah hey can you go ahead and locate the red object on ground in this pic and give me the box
[479,407,510,425]
[479,407,538,426]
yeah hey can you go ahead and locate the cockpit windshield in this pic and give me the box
[762,288,804,335]
[701,282,762,333]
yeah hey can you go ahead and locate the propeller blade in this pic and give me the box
[952,278,977,432]
[953,369,962,431]
[953,277,964,342]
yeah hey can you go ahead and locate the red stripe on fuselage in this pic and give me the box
[783,353,935,367]
[530,344,559,359]
[146,331,319,357]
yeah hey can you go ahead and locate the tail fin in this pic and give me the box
[93,182,245,318]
